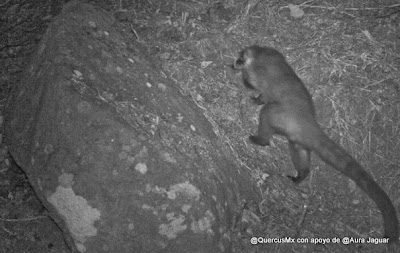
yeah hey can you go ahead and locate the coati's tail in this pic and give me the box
[310,133,399,243]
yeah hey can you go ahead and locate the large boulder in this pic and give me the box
[6,2,258,252]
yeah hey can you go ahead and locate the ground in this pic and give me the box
[1,0,399,252]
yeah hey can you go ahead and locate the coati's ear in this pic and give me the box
[233,48,254,70]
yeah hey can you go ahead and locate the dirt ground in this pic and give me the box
[1,0,400,252]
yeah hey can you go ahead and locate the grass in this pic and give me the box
[132,0,400,252]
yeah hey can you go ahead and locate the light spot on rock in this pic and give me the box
[158,83,166,91]
[135,163,147,174]
[190,210,215,235]
[177,113,183,122]
[158,214,187,239]
[142,204,152,210]
[160,151,177,164]
[73,70,83,78]
[76,243,86,252]
[167,181,201,201]
[47,186,101,252]
[181,204,191,213]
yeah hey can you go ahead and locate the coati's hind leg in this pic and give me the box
[287,141,311,183]
[249,105,273,146]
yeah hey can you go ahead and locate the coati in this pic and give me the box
[233,45,399,245]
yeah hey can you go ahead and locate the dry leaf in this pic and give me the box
[289,4,304,18]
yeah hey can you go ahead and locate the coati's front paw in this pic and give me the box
[249,135,270,146]
[251,95,264,105]
[286,175,301,184]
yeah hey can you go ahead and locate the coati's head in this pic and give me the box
[233,45,280,90]
[233,46,292,91]
[233,46,259,90]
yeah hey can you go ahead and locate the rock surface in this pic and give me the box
[6,2,258,252]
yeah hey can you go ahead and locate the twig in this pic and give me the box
[297,204,308,227]
[130,24,141,42]
[281,3,400,12]
[0,216,47,222]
